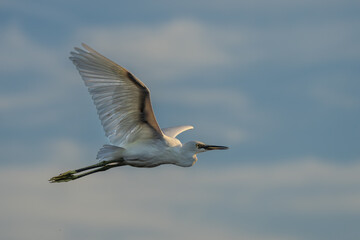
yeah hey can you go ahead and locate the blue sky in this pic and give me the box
[1,0,360,239]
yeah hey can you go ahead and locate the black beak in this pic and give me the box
[202,145,229,150]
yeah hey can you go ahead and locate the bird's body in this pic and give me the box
[49,44,228,183]
[121,138,193,168]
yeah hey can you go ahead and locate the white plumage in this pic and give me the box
[50,43,228,183]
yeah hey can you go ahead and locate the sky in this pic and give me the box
[1,0,360,239]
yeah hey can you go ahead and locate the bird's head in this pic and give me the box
[183,141,229,154]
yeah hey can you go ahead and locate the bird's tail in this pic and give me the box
[97,144,125,161]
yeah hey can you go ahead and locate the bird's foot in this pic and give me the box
[49,170,77,183]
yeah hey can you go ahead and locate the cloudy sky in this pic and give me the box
[1,0,360,239]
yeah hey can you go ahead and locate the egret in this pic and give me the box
[49,43,228,183]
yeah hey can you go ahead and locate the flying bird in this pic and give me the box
[49,44,228,183]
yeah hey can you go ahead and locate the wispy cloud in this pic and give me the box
[0,24,64,74]
[75,18,360,88]
[0,138,91,167]
[1,158,359,240]
[0,24,87,129]
[77,19,242,81]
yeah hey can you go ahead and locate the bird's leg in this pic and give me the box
[65,162,124,181]
[49,159,123,183]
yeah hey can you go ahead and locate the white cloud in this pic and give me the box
[0,89,58,112]
[74,18,360,91]
[0,138,92,168]
[230,21,360,69]
[45,138,91,166]
[0,24,87,128]
[0,24,64,74]
[1,158,359,240]
[77,19,243,81]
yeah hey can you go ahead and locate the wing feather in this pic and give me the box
[70,43,163,146]
[162,125,194,138]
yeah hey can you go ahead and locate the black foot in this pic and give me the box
[49,170,77,183]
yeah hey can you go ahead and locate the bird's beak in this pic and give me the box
[202,145,229,150]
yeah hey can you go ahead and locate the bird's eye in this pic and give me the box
[196,143,203,149]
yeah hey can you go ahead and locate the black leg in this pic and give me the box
[49,159,124,183]
[74,159,121,173]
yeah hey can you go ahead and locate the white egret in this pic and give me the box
[50,44,228,183]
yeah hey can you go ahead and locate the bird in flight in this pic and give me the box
[49,43,228,183]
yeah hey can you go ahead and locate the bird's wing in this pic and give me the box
[162,125,194,138]
[70,43,163,146]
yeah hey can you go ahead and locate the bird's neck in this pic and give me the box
[175,154,197,167]
[176,147,197,167]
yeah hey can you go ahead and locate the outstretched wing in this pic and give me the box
[70,43,163,146]
[162,125,194,138]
